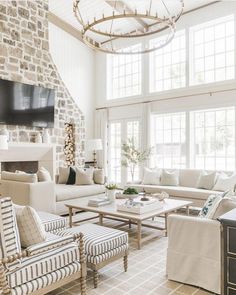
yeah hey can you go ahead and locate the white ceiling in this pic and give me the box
[49,0,219,30]
[49,0,219,44]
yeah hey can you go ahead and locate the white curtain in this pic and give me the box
[94,109,108,174]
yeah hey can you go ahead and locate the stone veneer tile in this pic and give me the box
[0,0,85,171]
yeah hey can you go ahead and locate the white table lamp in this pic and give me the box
[87,139,103,167]
[0,135,8,150]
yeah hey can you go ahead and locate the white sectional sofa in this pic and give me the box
[1,173,105,215]
[128,169,236,207]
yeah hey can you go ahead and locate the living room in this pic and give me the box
[0,0,235,294]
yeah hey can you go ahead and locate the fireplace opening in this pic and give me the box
[1,161,38,174]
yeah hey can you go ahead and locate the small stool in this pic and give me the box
[58,223,129,288]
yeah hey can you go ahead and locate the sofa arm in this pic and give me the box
[1,180,56,213]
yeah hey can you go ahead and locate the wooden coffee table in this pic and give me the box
[65,198,192,250]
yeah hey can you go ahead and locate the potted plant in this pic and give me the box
[105,183,118,202]
[123,187,139,200]
[121,138,152,183]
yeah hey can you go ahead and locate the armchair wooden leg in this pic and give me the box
[80,276,87,295]
[124,255,128,272]
[0,264,11,295]
[93,270,98,288]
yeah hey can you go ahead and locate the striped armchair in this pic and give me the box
[0,198,87,295]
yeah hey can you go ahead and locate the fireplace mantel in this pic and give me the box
[0,142,56,178]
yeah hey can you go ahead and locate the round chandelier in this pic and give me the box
[73,0,184,55]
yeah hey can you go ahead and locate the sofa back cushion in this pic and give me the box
[1,171,38,183]
[0,198,21,270]
[76,167,94,185]
[179,169,203,188]
[94,169,105,184]
[160,170,179,186]
[37,167,52,182]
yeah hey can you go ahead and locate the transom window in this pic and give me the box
[150,112,186,169]
[190,107,235,171]
[190,15,235,85]
[107,44,142,100]
[149,30,186,93]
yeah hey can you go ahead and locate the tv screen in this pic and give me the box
[0,79,55,128]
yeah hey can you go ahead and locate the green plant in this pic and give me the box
[105,183,118,190]
[123,187,139,195]
[121,138,152,183]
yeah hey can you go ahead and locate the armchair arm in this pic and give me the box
[1,180,56,213]
[167,215,221,258]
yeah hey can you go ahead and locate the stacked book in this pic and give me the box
[88,197,110,207]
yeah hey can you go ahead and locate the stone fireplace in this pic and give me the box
[0,142,55,177]
[0,0,85,171]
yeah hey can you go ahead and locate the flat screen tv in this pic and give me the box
[0,79,55,128]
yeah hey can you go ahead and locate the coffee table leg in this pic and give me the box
[129,219,132,229]
[99,213,103,225]
[137,220,142,250]
[186,205,190,215]
[164,213,169,237]
[69,207,73,228]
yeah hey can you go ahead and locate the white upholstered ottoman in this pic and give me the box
[58,223,129,288]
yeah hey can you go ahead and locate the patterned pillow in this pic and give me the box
[16,206,47,248]
[199,194,222,219]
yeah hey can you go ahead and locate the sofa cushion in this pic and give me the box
[55,184,106,202]
[213,173,236,192]
[197,171,218,190]
[76,167,94,185]
[7,242,79,288]
[179,169,203,188]
[142,168,161,185]
[129,184,222,201]
[161,170,179,186]
[94,169,105,185]
[58,167,70,184]
[1,171,37,183]
[37,167,52,182]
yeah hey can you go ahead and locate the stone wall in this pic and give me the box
[0,0,85,169]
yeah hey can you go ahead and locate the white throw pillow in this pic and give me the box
[142,168,162,185]
[160,170,179,186]
[197,171,217,190]
[199,194,222,219]
[1,171,38,183]
[76,167,94,185]
[94,169,105,185]
[58,167,70,184]
[16,206,47,248]
[37,167,52,182]
[213,173,236,192]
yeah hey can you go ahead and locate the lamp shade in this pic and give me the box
[0,135,8,150]
[87,139,103,151]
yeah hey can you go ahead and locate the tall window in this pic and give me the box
[149,30,186,92]
[127,120,140,182]
[190,107,235,171]
[190,15,235,85]
[151,112,186,168]
[108,119,140,184]
[109,122,121,183]
[107,44,142,99]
